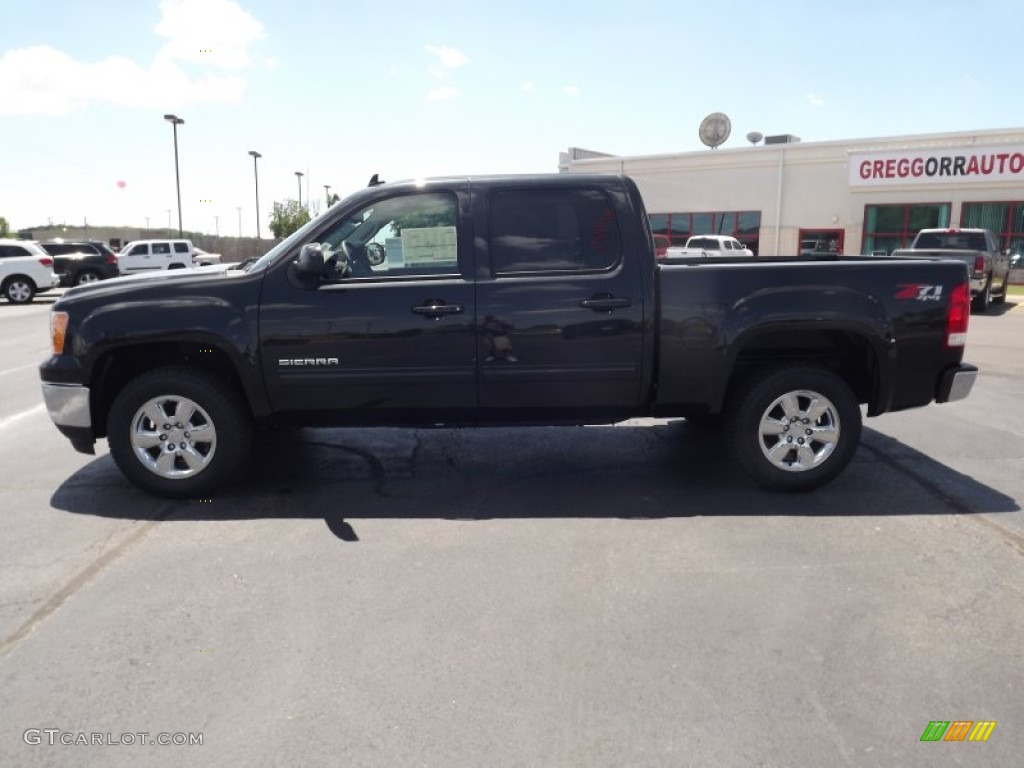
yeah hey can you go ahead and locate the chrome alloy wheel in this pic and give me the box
[130,395,217,479]
[757,389,840,472]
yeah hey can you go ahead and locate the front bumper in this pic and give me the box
[41,382,96,454]
[936,363,978,403]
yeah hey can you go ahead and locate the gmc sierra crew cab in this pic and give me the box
[40,174,977,497]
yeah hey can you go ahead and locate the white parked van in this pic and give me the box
[118,239,194,274]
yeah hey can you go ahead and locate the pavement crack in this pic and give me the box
[0,514,169,659]
[860,441,1024,558]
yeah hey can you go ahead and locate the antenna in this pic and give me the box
[746,131,763,146]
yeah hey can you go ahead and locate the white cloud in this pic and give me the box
[155,0,264,69]
[805,92,826,107]
[425,45,469,73]
[425,87,460,102]
[563,85,580,96]
[0,0,263,116]
[521,81,535,92]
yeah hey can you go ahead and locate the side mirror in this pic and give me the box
[289,242,325,287]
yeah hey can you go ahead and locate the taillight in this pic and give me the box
[973,255,985,273]
[38,257,53,267]
[106,254,118,265]
[945,282,970,348]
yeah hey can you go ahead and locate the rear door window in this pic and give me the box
[152,243,171,255]
[488,188,621,275]
[173,243,190,253]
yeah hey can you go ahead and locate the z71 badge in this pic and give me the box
[895,284,943,301]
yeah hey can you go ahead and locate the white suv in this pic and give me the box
[0,239,60,304]
[118,239,194,274]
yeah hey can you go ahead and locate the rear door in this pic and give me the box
[475,183,646,423]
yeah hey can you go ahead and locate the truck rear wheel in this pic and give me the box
[107,366,252,497]
[731,366,861,492]
[972,277,991,312]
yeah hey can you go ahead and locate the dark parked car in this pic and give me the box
[40,241,119,286]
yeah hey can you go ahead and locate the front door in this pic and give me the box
[259,188,478,425]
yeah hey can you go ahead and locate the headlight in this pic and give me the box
[51,311,69,354]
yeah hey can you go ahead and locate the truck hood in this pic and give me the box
[56,264,249,306]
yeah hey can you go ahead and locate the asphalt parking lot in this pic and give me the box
[1,289,1022,767]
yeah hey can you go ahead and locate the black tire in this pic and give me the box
[3,276,37,304]
[972,277,991,312]
[74,269,101,286]
[107,366,253,497]
[730,366,861,492]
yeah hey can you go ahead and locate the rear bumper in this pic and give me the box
[936,363,978,403]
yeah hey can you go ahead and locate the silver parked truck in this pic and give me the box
[891,228,1014,312]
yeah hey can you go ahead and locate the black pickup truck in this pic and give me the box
[40,174,977,497]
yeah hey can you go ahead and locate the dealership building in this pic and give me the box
[558,126,1024,258]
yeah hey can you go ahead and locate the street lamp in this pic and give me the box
[163,114,184,237]
[295,171,304,207]
[248,151,262,238]
[324,184,332,206]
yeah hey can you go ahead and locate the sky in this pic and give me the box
[2,0,1023,236]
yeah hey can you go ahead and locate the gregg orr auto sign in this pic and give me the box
[849,144,1024,186]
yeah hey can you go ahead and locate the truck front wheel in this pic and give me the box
[107,366,253,498]
[731,366,861,492]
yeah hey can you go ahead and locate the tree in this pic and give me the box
[0,216,9,238]
[268,200,311,238]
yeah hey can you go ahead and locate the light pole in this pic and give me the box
[248,151,262,238]
[236,206,242,238]
[324,184,331,206]
[295,171,304,207]
[163,114,184,236]
[166,209,172,235]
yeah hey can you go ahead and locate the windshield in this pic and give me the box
[914,232,988,250]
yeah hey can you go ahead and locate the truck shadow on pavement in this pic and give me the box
[49,421,1019,541]
[977,298,1019,316]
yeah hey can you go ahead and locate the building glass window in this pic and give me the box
[668,214,691,243]
[691,213,713,237]
[653,210,762,252]
[961,201,1024,253]
[862,203,950,255]
[649,214,669,238]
